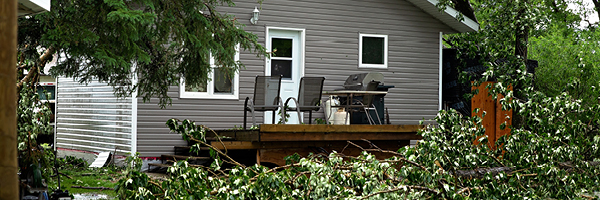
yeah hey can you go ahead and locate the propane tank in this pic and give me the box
[324,96,340,123]
[333,108,350,125]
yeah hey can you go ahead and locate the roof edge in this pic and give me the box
[407,0,479,33]
[18,0,50,17]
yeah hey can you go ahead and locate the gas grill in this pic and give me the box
[340,72,394,124]
[343,72,385,91]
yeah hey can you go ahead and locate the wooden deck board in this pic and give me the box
[258,124,423,142]
[259,124,424,133]
[208,130,260,141]
[210,140,414,150]
[206,124,424,166]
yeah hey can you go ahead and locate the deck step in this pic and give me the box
[161,154,210,161]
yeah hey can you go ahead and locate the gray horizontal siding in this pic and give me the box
[56,77,132,154]
[135,0,454,157]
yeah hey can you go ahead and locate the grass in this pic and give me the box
[46,157,125,199]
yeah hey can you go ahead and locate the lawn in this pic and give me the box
[46,156,124,199]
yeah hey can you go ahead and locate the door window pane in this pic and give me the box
[213,67,233,94]
[362,36,385,64]
[271,59,292,79]
[272,38,293,58]
[37,86,55,100]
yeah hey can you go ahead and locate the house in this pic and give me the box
[18,0,50,16]
[55,0,478,158]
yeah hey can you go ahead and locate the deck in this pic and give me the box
[207,124,424,166]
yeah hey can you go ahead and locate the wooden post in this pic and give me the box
[471,82,512,149]
[495,86,512,143]
[0,0,19,199]
[472,82,497,148]
[256,149,261,166]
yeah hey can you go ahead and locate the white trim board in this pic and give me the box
[406,0,479,33]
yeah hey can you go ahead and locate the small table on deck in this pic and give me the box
[322,90,388,124]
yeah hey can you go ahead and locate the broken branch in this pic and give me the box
[360,185,440,199]
[71,185,114,190]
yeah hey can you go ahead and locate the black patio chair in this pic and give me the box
[244,75,283,130]
[356,81,382,125]
[283,77,326,124]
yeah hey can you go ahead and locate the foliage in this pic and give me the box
[56,156,89,170]
[115,92,600,199]
[47,163,124,198]
[17,0,267,107]
[17,83,55,186]
[529,26,600,106]
[313,118,329,124]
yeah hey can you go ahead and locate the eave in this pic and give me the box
[407,0,479,33]
[18,0,50,17]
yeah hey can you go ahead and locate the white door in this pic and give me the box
[265,28,304,124]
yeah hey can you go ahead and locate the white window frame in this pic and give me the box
[179,46,240,100]
[358,33,388,69]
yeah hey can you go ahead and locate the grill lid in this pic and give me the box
[343,72,384,90]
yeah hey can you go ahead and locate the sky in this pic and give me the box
[569,0,599,26]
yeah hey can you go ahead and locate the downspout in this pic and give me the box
[438,32,443,111]
[131,65,138,154]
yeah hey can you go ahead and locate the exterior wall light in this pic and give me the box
[250,7,260,25]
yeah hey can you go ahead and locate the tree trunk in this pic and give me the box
[514,23,529,60]
[515,26,529,60]
[0,0,19,199]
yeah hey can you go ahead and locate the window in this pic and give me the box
[180,48,240,99]
[359,33,388,69]
[270,38,293,79]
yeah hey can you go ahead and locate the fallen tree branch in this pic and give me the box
[17,46,56,91]
[360,185,440,199]
[148,180,164,192]
[580,193,596,200]
[206,126,228,155]
[185,132,259,175]
[71,185,114,190]
[453,167,515,179]
[479,153,505,167]
[457,186,483,195]
[249,163,303,182]
[51,172,72,179]
[347,141,430,173]
[454,160,600,179]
